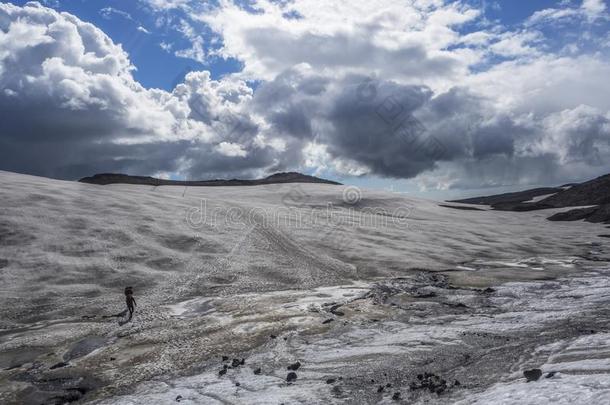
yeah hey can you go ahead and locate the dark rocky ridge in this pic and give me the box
[79,172,341,186]
[449,187,563,211]
[548,204,610,224]
[449,174,610,224]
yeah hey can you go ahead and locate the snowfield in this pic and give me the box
[0,170,609,404]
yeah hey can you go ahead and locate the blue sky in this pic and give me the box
[1,1,609,198]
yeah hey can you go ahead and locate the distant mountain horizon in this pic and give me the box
[78,171,342,187]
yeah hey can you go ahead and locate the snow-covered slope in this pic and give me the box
[0,170,608,404]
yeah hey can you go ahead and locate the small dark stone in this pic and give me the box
[222,356,229,362]
[50,362,69,370]
[110,357,116,361]
[333,311,345,316]
[219,368,227,376]
[235,382,240,387]
[322,318,334,324]
[326,378,336,384]
[377,386,384,393]
[240,358,245,365]
[417,374,423,380]
[545,371,556,378]
[454,380,461,386]
[175,395,182,402]
[392,392,401,400]
[231,358,241,367]
[287,361,301,371]
[523,368,542,382]
[386,383,392,388]
[270,334,277,339]
[254,368,262,375]
[287,372,297,383]
[283,337,288,341]
[483,287,496,293]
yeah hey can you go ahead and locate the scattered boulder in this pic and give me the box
[329,304,345,316]
[545,371,556,378]
[322,318,334,324]
[218,368,227,376]
[287,362,301,371]
[392,392,401,401]
[221,356,229,362]
[326,378,336,384]
[410,372,448,395]
[270,334,277,339]
[175,395,182,402]
[523,369,542,382]
[287,372,297,383]
[416,292,437,298]
[235,382,240,387]
[49,362,69,370]
[377,386,384,393]
[253,368,262,375]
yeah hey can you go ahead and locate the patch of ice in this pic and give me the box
[455,373,610,405]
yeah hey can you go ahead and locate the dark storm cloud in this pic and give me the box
[320,78,438,178]
[250,70,532,179]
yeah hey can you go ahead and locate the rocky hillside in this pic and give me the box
[449,187,563,211]
[450,173,610,223]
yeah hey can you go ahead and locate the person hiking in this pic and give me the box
[125,286,136,321]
